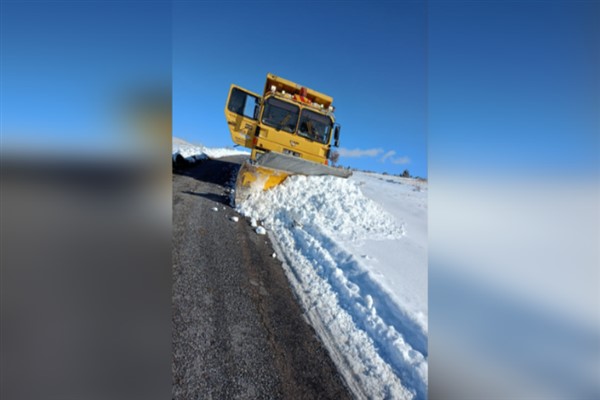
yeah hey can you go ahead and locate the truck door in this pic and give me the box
[225,85,261,148]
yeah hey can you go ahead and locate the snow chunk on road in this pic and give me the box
[255,226,267,235]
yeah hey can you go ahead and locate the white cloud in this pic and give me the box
[338,147,384,158]
[338,147,411,165]
[380,150,410,165]
[391,156,411,165]
[380,150,396,162]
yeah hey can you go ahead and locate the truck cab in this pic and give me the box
[225,73,341,165]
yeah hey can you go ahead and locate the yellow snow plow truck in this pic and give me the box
[225,73,351,204]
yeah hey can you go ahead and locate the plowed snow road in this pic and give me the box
[172,156,351,399]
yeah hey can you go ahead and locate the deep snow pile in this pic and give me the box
[236,173,428,400]
[237,175,405,242]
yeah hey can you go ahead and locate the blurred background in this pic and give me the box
[1,1,172,399]
[2,1,598,399]
[428,1,599,399]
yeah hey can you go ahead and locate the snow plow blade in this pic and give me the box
[234,152,352,205]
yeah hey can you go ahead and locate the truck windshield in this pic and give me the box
[261,97,299,133]
[297,109,332,144]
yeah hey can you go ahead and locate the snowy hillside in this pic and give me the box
[237,171,428,400]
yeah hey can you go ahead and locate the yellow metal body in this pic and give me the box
[225,73,341,203]
[262,73,333,109]
[234,162,289,205]
[224,73,336,165]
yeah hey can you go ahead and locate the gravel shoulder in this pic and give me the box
[172,156,351,399]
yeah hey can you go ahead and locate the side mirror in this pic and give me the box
[333,124,341,147]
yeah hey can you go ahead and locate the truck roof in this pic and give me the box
[263,73,333,109]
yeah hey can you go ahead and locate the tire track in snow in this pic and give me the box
[290,222,427,400]
[270,224,413,400]
[304,222,428,358]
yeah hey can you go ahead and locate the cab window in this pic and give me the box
[297,109,332,144]
[261,97,299,133]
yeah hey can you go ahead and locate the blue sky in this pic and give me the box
[2,1,597,178]
[1,1,171,151]
[173,1,428,177]
[428,1,598,177]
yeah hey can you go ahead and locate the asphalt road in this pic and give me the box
[172,156,352,399]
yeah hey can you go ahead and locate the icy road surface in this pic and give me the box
[237,172,428,400]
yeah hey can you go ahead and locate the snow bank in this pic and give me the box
[236,174,428,400]
[172,137,249,163]
[237,175,405,242]
[172,138,207,163]
[353,172,428,333]
[203,147,249,159]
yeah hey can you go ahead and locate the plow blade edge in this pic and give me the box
[233,153,352,205]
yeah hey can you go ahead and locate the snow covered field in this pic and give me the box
[173,138,428,399]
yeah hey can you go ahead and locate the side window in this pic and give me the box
[228,88,259,120]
